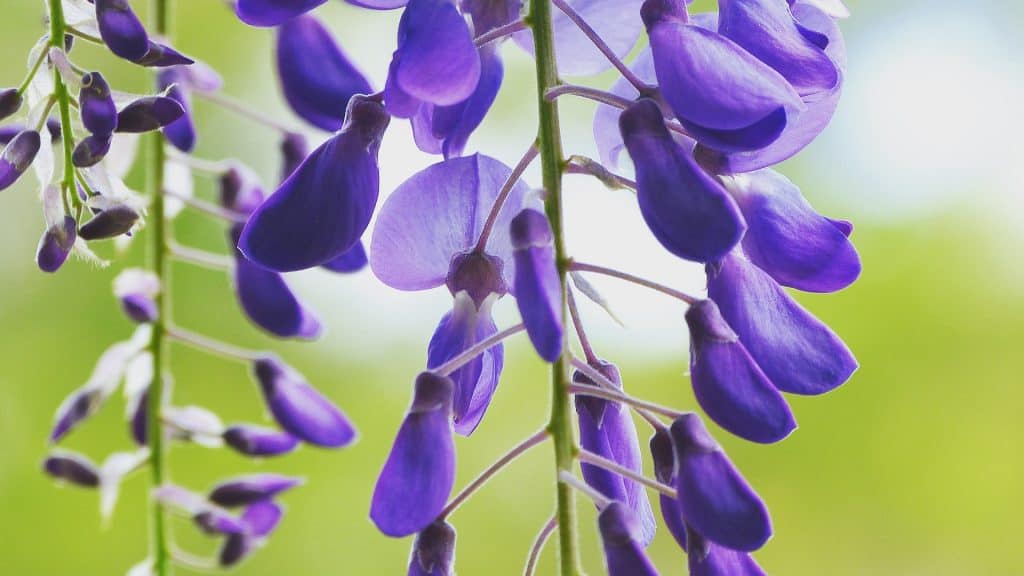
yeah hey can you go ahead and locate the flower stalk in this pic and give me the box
[528,1,580,574]
[46,0,78,213]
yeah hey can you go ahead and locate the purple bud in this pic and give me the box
[135,42,194,67]
[619,99,745,263]
[194,508,247,535]
[510,208,563,363]
[252,355,357,447]
[236,0,327,27]
[50,387,98,443]
[685,299,796,444]
[36,215,77,273]
[46,117,63,142]
[0,129,41,192]
[43,452,102,488]
[95,0,150,62]
[687,527,767,576]
[408,521,456,576]
[208,473,302,508]
[115,96,185,133]
[113,269,161,324]
[238,95,389,272]
[78,205,139,240]
[218,166,265,215]
[130,388,149,446]
[371,372,456,537]
[218,501,284,567]
[279,132,308,183]
[79,72,118,136]
[276,15,373,132]
[648,427,690,550]
[223,424,300,457]
[0,88,23,121]
[320,240,368,274]
[670,413,771,551]
[72,134,113,167]
[158,76,196,152]
[706,251,857,395]
[597,502,659,576]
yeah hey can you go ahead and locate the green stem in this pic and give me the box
[46,0,78,212]
[148,1,172,574]
[528,1,580,574]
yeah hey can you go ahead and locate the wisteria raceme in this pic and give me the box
[12,0,861,573]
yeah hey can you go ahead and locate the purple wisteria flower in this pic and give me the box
[113,268,161,324]
[597,501,659,576]
[371,372,456,538]
[511,208,564,362]
[223,424,300,458]
[43,452,101,488]
[408,521,456,576]
[236,0,327,27]
[219,500,285,567]
[0,88,22,121]
[371,154,532,435]
[79,72,117,137]
[36,215,77,273]
[115,96,185,133]
[95,0,193,66]
[209,473,302,508]
[276,15,372,132]
[253,355,356,447]
[0,129,41,192]
[574,362,656,545]
[239,95,389,272]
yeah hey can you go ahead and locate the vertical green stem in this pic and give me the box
[147,1,171,574]
[528,1,580,574]
[46,0,77,212]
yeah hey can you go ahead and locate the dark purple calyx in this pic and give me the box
[445,251,507,307]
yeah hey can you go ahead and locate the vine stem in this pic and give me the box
[528,1,581,574]
[523,515,558,576]
[46,0,78,212]
[147,0,172,574]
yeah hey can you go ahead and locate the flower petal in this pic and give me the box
[686,299,796,444]
[320,240,368,273]
[36,215,77,273]
[707,252,857,395]
[670,413,772,551]
[208,473,302,508]
[510,208,563,362]
[238,95,389,272]
[0,129,41,191]
[235,0,327,27]
[276,15,373,132]
[421,44,504,159]
[619,99,745,263]
[370,372,456,537]
[223,424,300,457]
[597,502,659,576]
[408,521,456,576]
[370,154,529,291]
[95,0,149,61]
[253,355,357,447]
[80,72,118,136]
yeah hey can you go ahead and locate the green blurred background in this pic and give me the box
[1,0,1022,574]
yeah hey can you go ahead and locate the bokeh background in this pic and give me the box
[1,0,1022,574]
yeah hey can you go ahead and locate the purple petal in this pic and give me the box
[643,2,802,152]
[253,356,357,447]
[0,88,22,121]
[408,521,456,576]
[384,0,480,116]
[72,134,112,168]
[194,508,247,536]
[593,47,656,170]
[346,0,407,7]
[120,293,159,324]
[236,0,327,27]
[50,388,99,443]
[43,452,101,488]
[96,0,149,62]
[514,0,645,77]
[597,502,659,576]
[242,500,284,537]
[208,473,302,508]
[510,209,563,363]
[79,205,139,240]
[36,216,77,273]
[688,530,767,576]
[421,45,504,158]
[727,170,859,292]
[649,428,689,550]
[320,240,368,273]
[80,72,118,137]
[791,0,849,19]
[426,295,504,436]
[238,95,389,272]
[370,154,529,291]
[0,129,41,191]
[670,414,771,551]
[707,252,858,395]
[115,96,185,133]
[129,388,149,446]
[619,99,745,263]
[575,362,656,546]
[160,80,196,152]
[277,15,374,132]
[223,424,300,457]
[135,42,195,67]
[461,0,520,34]
[686,299,796,444]
[370,372,456,537]
[231,226,323,340]
[719,0,838,98]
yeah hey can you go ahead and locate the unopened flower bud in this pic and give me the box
[0,88,22,121]
[0,129,41,192]
[115,96,185,133]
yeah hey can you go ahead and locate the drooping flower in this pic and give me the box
[407,520,456,576]
[706,251,858,395]
[78,202,139,240]
[238,95,389,272]
[208,474,302,508]
[723,169,860,293]
[157,68,197,152]
[370,154,532,434]
[669,414,771,551]
[79,72,118,137]
[42,451,101,488]
[36,215,77,273]
[619,99,745,263]
[597,501,660,576]
[510,208,563,362]
[383,0,481,118]
[0,129,41,192]
[0,88,22,121]
[276,15,373,132]
[371,372,456,537]
[115,96,185,133]
[574,362,656,545]
[685,299,796,444]
[223,425,300,458]
[72,134,113,167]
[252,355,357,448]
[95,0,149,62]
[641,0,802,153]
[113,268,161,324]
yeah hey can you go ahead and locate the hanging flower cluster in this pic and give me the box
[8,0,860,574]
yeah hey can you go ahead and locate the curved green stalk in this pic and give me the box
[46,0,79,213]
[527,1,580,574]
